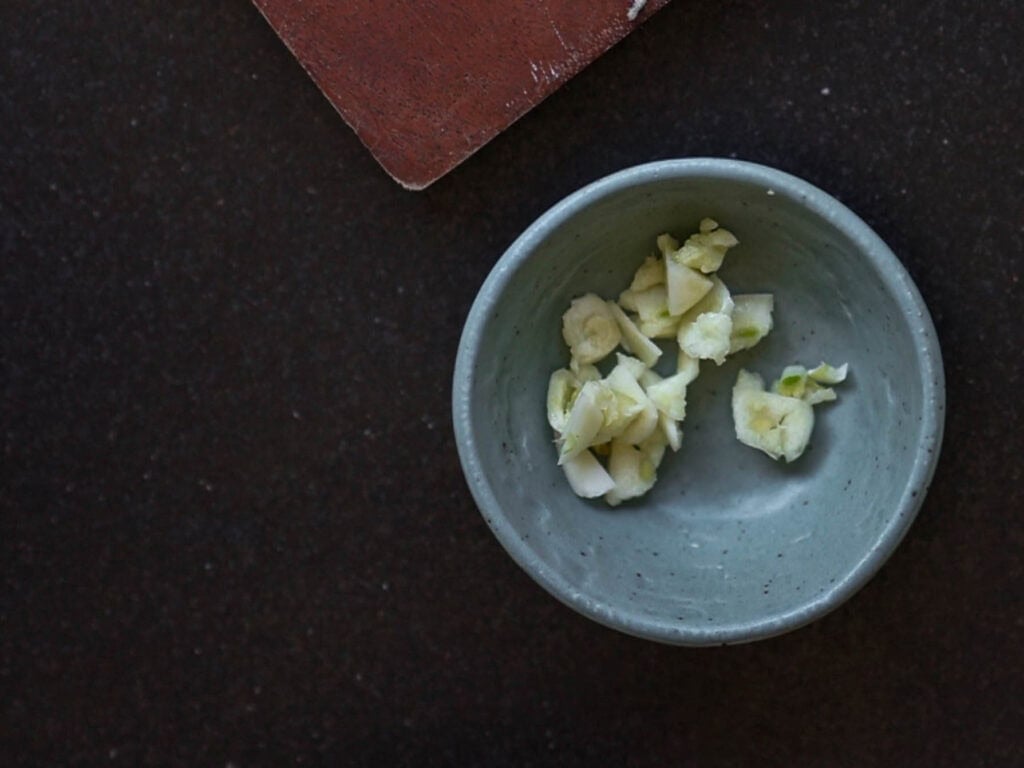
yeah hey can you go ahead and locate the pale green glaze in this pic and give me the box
[452,159,945,645]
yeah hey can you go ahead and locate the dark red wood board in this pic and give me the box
[252,0,671,189]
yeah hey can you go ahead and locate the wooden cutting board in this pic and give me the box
[252,0,671,189]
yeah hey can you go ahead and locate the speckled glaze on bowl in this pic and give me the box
[452,158,944,646]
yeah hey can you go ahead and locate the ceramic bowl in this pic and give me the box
[452,158,944,645]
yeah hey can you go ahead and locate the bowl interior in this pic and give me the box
[456,163,942,644]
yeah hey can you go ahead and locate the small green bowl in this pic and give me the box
[453,158,944,645]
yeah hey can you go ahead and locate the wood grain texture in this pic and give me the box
[252,0,671,189]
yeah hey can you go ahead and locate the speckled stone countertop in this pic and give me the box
[2,2,1022,765]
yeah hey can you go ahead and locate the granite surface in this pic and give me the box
[2,1,1022,765]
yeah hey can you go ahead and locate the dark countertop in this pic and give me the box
[2,1,1022,765]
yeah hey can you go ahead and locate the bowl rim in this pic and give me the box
[452,157,945,646]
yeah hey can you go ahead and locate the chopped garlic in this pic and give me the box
[735,362,851,462]
[665,256,713,316]
[645,372,688,421]
[676,351,701,384]
[558,381,609,464]
[771,361,848,404]
[562,293,621,364]
[614,352,648,381]
[607,300,662,367]
[547,220,848,505]
[729,294,774,353]
[562,450,616,498]
[809,362,849,384]
[629,254,665,291]
[733,385,815,463]
[604,439,657,506]
[546,368,579,432]
[619,398,659,445]
[679,312,733,365]
[670,219,739,274]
